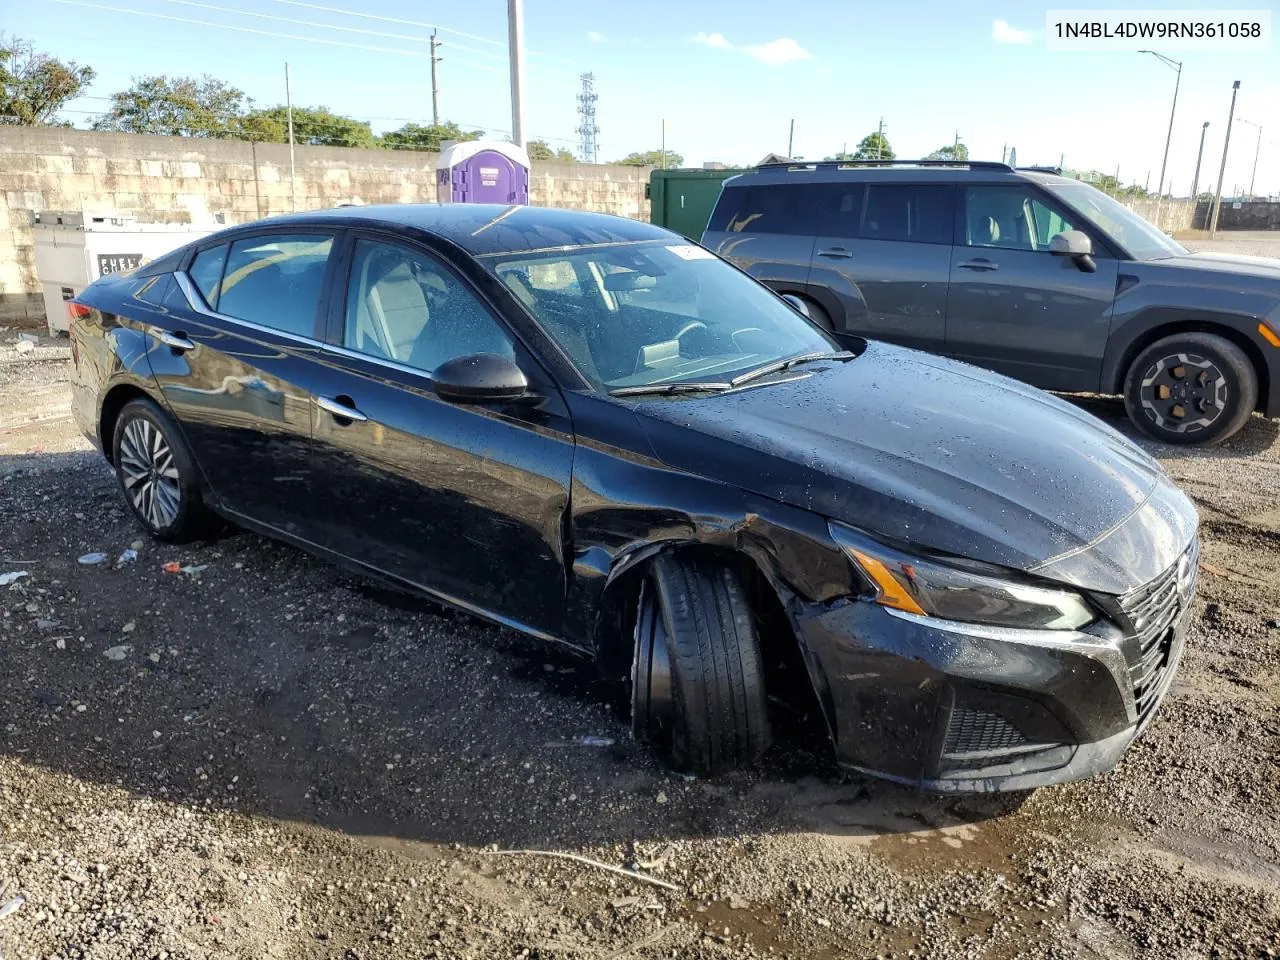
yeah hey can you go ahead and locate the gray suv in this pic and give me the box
[703,160,1280,444]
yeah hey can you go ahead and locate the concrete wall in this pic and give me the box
[1122,198,1197,234]
[1192,199,1280,231]
[0,127,652,324]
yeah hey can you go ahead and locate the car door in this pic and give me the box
[307,232,576,638]
[806,181,954,349]
[702,181,822,296]
[944,184,1119,392]
[147,229,341,535]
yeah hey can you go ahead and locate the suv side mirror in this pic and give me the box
[431,353,530,404]
[781,294,811,318]
[1049,230,1097,273]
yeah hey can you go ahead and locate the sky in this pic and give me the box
[9,0,1280,197]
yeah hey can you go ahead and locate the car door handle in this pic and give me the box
[315,395,368,423]
[818,247,854,259]
[957,258,999,271]
[156,330,196,351]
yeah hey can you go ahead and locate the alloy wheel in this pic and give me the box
[1138,352,1227,435]
[118,417,182,529]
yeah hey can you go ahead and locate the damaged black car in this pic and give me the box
[69,204,1200,792]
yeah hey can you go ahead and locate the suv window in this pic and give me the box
[188,244,228,307]
[218,234,333,338]
[344,238,515,373]
[706,183,829,235]
[859,184,953,244]
[963,187,1081,252]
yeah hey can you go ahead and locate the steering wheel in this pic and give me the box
[674,320,709,341]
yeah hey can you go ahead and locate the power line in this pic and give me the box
[269,0,505,47]
[49,0,499,71]
[154,0,507,61]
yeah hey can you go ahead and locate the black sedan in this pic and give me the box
[69,204,1199,792]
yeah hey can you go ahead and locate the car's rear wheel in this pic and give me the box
[1123,333,1257,445]
[112,398,210,542]
[802,298,834,332]
[631,553,771,775]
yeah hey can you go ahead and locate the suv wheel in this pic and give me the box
[1123,333,1257,445]
[631,553,771,776]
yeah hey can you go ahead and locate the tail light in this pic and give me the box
[67,301,92,322]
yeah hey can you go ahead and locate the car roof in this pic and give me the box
[724,165,1077,187]
[251,204,675,257]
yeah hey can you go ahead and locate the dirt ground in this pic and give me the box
[1,327,1278,960]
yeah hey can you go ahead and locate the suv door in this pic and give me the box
[807,181,954,349]
[308,233,575,638]
[148,230,340,535]
[944,184,1119,391]
[702,181,823,296]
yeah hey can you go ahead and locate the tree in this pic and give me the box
[615,149,682,168]
[241,105,375,149]
[380,121,482,152]
[0,34,95,126]
[93,75,248,137]
[823,151,856,161]
[852,132,894,160]
[926,142,969,161]
[554,147,577,162]
[527,140,577,162]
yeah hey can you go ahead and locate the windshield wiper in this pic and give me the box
[609,381,732,397]
[730,350,854,388]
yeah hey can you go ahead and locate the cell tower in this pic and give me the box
[576,73,600,164]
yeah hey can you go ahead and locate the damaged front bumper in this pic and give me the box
[796,595,1189,793]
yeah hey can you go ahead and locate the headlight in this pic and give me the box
[829,522,1095,631]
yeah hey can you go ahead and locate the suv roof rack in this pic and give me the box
[755,159,1015,172]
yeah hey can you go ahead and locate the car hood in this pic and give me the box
[1166,251,1280,285]
[631,342,1197,595]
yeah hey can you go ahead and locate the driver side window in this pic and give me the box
[344,239,515,374]
[963,187,1081,252]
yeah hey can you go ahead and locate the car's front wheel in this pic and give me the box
[112,397,210,542]
[631,553,771,775]
[1123,333,1257,445]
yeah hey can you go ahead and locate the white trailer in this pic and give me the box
[33,211,218,335]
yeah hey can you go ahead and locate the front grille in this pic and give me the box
[943,706,1030,755]
[1118,539,1199,722]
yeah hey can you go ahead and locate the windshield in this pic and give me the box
[484,240,836,390]
[1046,182,1188,261]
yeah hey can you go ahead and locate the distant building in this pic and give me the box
[702,161,731,170]
[756,152,792,165]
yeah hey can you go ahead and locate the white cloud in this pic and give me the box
[586,30,605,43]
[743,37,812,65]
[691,31,734,50]
[992,19,1032,44]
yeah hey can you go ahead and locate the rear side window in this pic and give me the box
[859,185,953,244]
[188,244,228,308]
[217,234,334,339]
[706,184,829,236]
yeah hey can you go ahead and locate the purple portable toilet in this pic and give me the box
[436,141,531,205]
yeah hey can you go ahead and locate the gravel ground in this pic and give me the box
[1180,231,1280,259]
[1,327,1278,960]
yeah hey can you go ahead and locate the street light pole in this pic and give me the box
[1210,81,1241,239]
[1235,118,1262,197]
[507,0,526,147]
[1139,50,1181,198]
[1191,121,1209,200]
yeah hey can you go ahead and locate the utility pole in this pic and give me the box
[1191,121,1209,202]
[660,118,666,169]
[1210,80,1241,238]
[1236,118,1262,196]
[1138,50,1182,198]
[507,0,526,147]
[787,118,794,158]
[876,117,885,159]
[284,62,297,213]
[429,30,441,127]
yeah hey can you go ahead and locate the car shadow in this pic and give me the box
[0,450,1032,864]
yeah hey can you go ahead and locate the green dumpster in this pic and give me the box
[647,168,745,241]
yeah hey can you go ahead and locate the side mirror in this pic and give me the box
[1049,230,1097,273]
[431,353,529,404]
[781,294,810,318]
